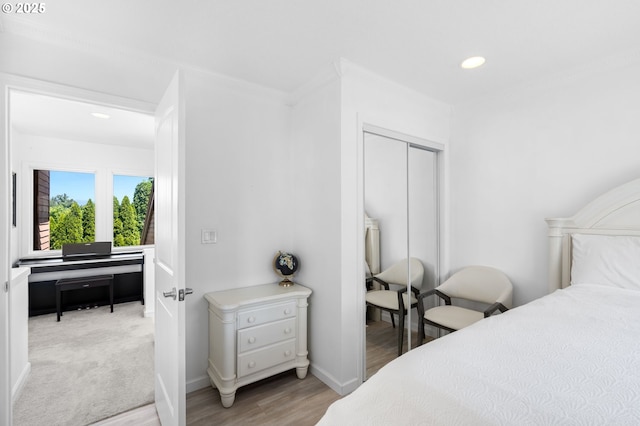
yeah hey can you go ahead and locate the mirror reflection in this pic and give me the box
[364,131,439,378]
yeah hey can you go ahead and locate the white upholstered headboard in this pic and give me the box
[546,178,640,292]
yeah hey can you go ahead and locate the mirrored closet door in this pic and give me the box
[363,128,440,379]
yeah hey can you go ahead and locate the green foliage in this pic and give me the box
[113,231,125,247]
[113,196,124,246]
[118,196,140,246]
[50,203,67,224]
[51,193,73,208]
[82,199,95,242]
[50,201,83,249]
[133,178,153,233]
[113,196,120,220]
[49,180,153,250]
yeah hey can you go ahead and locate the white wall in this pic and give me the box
[10,131,20,266]
[450,58,640,306]
[288,62,452,394]
[290,73,343,391]
[364,134,408,270]
[183,69,294,391]
[338,60,451,392]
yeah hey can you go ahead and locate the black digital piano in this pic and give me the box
[17,242,145,317]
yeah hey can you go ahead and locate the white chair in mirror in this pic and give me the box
[365,258,425,356]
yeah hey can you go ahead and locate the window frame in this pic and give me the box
[23,163,155,258]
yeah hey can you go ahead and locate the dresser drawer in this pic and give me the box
[237,301,297,329]
[205,283,311,407]
[238,317,296,353]
[237,340,296,378]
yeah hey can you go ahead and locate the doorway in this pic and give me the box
[7,87,157,423]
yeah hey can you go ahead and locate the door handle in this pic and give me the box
[179,287,193,301]
[163,288,177,300]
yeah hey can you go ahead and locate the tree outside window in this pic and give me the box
[33,171,153,251]
[34,170,96,251]
[113,175,153,247]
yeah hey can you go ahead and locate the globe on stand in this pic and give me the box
[273,251,299,287]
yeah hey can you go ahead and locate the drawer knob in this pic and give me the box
[247,316,256,323]
[284,328,292,334]
[284,308,292,315]
[284,350,292,357]
[248,361,256,368]
[248,337,256,344]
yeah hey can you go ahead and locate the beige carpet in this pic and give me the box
[13,301,154,426]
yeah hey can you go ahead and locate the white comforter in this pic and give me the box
[318,284,640,425]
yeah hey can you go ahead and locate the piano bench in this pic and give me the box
[55,274,114,322]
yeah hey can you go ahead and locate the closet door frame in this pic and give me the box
[358,122,445,382]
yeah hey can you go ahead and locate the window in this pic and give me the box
[113,175,154,247]
[33,170,96,251]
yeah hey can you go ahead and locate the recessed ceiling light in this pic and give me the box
[91,112,111,119]
[461,56,486,69]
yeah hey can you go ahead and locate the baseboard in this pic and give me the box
[143,308,154,318]
[186,375,211,394]
[309,364,359,397]
[11,362,31,404]
[187,365,362,397]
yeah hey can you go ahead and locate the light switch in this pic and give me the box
[201,229,217,244]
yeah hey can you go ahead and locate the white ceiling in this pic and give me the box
[4,0,640,144]
[10,91,155,148]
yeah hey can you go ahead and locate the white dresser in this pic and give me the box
[204,283,312,407]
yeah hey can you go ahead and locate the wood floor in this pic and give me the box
[186,370,340,425]
[97,319,430,425]
[366,318,431,379]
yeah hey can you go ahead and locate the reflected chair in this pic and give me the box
[365,258,425,356]
[417,265,512,344]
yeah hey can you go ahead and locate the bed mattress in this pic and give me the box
[318,284,640,425]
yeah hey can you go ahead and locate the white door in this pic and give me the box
[154,71,186,426]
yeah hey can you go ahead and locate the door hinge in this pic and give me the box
[4,281,8,292]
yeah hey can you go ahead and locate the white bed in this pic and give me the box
[318,178,640,425]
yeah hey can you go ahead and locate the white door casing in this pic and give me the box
[154,71,186,426]
[1,79,11,426]
[1,73,157,426]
